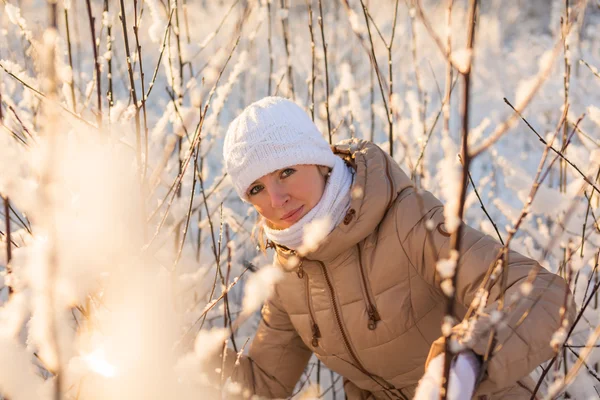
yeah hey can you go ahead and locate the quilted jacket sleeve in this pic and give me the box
[394,187,576,395]
[221,286,312,398]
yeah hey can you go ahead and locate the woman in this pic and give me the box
[218,97,574,399]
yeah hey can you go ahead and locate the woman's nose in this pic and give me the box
[269,185,290,208]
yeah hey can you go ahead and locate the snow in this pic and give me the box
[241,264,282,316]
[299,215,331,255]
[450,48,472,74]
[436,250,458,280]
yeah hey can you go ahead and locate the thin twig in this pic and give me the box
[544,312,600,398]
[145,9,175,100]
[464,107,571,322]
[318,0,332,143]
[119,0,142,172]
[188,0,241,62]
[411,76,458,179]
[133,0,150,182]
[580,58,600,80]
[175,265,252,350]
[145,35,242,250]
[104,0,114,117]
[0,62,96,129]
[64,4,77,113]
[86,0,102,127]
[267,0,274,95]
[469,38,563,158]
[504,99,599,196]
[306,0,316,120]
[2,195,12,297]
[279,0,295,99]
[560,2,572,193]
[359,0,391,150]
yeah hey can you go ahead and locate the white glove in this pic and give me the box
[414,351,481,400]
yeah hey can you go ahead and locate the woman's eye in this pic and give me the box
[249,185,263,196]
[281,168,296,178]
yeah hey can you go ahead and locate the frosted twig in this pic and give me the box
[570,120,600,148]
[8,105,37,143]
[290,362,318,397]
[64,6,77,113]
[544,316,600,398]
[389,0,400,158]
[119,0,142,173]
[1,123,27,146]
[223,225,238,352]
[199,196,226,333]
[86,0,102,127]
[267,0,274,95]
[469,38,562,158]
[329,354,403,399]
[407,0,425,166]
[175,265,252,351]
[133,0,150,182]
[461,156,504,245]
[145,34,242,251]
[0,62,96,128]
[464,106,570,322]
[580,59,600,80]
[359,0,391,151]
[579,252,599,308]
[411,0,463,73]
[171,142,199,273]
[104,0,113,117]
[188,0,240,62]
[504,99,599,196]
[442,0,453,169]
[182,0,191,46]
[145,9,174,101]
[40,11,63,399]
[318,0,332,143]
[565,347,600,384]
[560,3,572,193]
[531,249,600,398]
[306,0,316,120]
[318,373,342,399]
[411,76,458,180]
[340,0,390,101]
[2,195,12,297]
[583,190,600,238]
[279,0,295,99]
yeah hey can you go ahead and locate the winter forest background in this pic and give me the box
[0,0,599,398]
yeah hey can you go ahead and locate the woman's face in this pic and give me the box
[247,164,328,229]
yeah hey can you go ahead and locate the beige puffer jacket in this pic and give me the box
[222,139,575,399]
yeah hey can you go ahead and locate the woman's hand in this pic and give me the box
[414,350,481,400]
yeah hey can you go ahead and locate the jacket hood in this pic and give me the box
[274,139,413,265]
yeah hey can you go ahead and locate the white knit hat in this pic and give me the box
[224,97,337,201]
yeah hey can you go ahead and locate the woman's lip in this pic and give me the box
[281,206,304,221]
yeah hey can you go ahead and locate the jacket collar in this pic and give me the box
[274,139,414,267]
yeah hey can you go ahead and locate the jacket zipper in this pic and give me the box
[304,273,321,347]
[356,244,381,330]
[293,254,321,347]
[313,259,405,399]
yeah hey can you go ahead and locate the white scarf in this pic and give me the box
[263,156,353,251]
